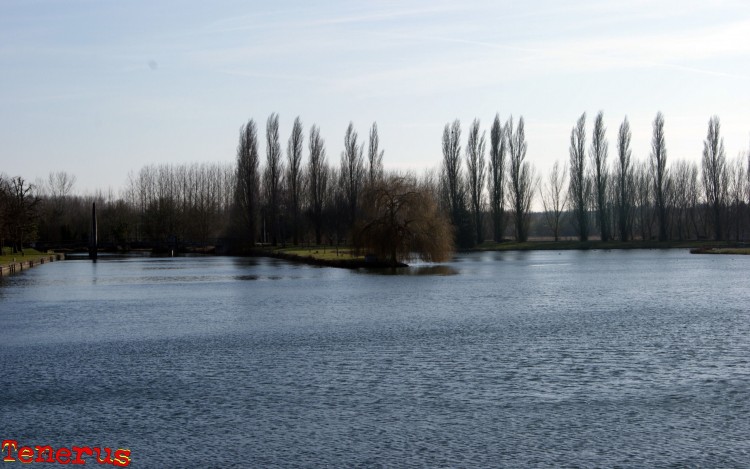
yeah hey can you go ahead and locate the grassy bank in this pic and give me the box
[690,247,750,255]
[252,246,407,269]
[0,247,57,266]
[273,246,364,261]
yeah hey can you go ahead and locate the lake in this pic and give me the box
[1,250,748,467]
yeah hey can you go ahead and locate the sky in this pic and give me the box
[1,0,749,195]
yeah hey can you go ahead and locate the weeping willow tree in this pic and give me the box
[354,175,453,265]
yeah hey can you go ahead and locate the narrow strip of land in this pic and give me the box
[0,248,65,276]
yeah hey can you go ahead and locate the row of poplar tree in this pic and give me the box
[5,111,750,252]
[440,112,749,247]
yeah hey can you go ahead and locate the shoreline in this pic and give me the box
[255,249,408,269]
[464,239,747,252]
[0,253,65,277]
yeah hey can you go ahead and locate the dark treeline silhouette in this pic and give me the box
[3,112,750,257]
[557,112,749,243]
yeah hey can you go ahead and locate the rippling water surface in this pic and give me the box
[1,250,749,467]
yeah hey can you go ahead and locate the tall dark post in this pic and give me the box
[89,202,98,260]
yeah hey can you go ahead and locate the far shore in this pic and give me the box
[465,239,748,253]
[8,239,744,275]
[249,239,749,269]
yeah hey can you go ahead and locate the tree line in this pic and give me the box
[1,111,749,256]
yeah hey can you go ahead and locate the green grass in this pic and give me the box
[272,246,364,261]
[0,247,56,265]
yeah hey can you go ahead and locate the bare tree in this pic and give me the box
[355,174,453,265]
[441,119,473,247]
[615,117,634,241]
[727,154,746,240]
[569,113,590,241]
[235,119,261,245]
[542,160,567,241]
[286,116,304,245]
[671,160,693,240]
[367,122,384,187]
[0,175,9,250]
[634,160,654,240]
[685,161,702,239]
[340,122,365,232]
[488,113,506,242]
[590,111,610,241]
[442,119,463,225]
[5,177,40,253]
[701,116,727,241]
[507,117,536,242]
[650,112,669,241]
[466,118,486,244]
[264,113,283,245]
[308,125,328,245]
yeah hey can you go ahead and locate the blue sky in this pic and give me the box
[2,0,749,194]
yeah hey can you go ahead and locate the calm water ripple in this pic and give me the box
[1,250,749,467]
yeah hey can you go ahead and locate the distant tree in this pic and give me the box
[466,118,486,244]
[264,113,284,245]
[0,175,8,250]
[634,161,654,240]
[650,112,669,241]
[542,160,567,241]
[615,117,634,241]
[701,116,727,241]
[355,174,453,265]
[340,122,365,233]
[590,111,610,241]
[442,119,463,224]
[5,177,40,253]
[367,122,384,187]
[569,113,590,241]
[685,161,702,239]
[488,113,506,242]
[507,117,536,242]
[671,160,695,240]
[235,119,261,245]
[286,116,304,245]
[308,125,328,245]
[441,119,472,247]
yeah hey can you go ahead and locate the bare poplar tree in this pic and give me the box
[488,113,506,242]
[590,111,610,241]
[308,125,328,245]
[701,116,727,241]
[235,119,261,245]
[507,117,536,242]
[542,160,567,241]
[569,113,590,241]
[264,113,283,245]
[671,160,694,240]
[286,116,304,245]
[650,112,669,241]
[340,122,365,232]
[736,156,749,239]
[442,119,463,227]
[634,161,654,240]
[367,122,384,186]
[615,117,633,241]
[466,118,486,244]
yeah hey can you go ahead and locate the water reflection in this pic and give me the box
[358,264,459,276]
